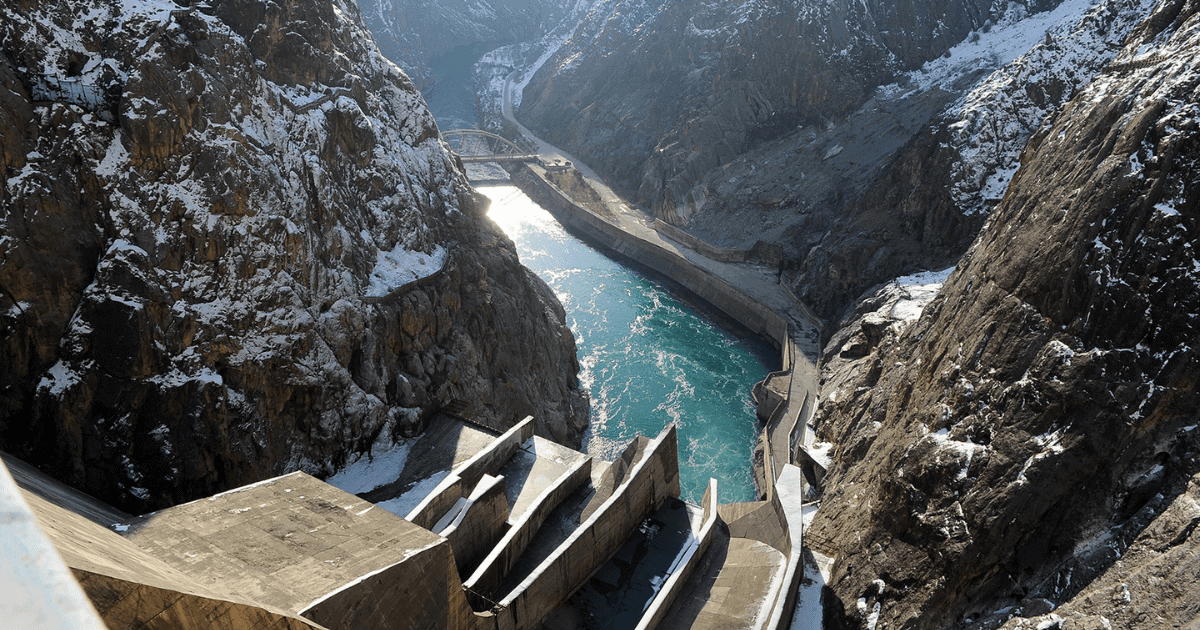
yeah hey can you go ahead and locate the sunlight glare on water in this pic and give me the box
[481,185,773,503]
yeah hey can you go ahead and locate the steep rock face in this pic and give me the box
[515,0,1163,323]
[0,0,587,512]
[355,0,576,89]
[785,0,1154,320]
[519,0,1059,221]
[996,470,1200,630]
[807,1,1200,627]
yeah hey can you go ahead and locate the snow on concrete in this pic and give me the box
[325,434,417,495]
[0,461,108,630]
[377,471,451,518]
[788,548,826,630]
[806,441,833,472]
[888,267,954,324]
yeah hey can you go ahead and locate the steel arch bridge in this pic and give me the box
[442,129,539,163]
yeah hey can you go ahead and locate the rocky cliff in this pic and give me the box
[807,0,1200,626]
[518,0,1059,217]
[514,0,1165,321]
[785,0,1156,319]
[0,0,587,512]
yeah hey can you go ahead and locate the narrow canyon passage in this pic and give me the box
[480,184,773,503]
[423,44,777,504]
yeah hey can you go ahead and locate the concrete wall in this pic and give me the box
[78,569,329,630]
[409,417,534,529]
[781,281,824,330]
[464,457,592,595]
[653,220,748,263]
[513,166,789,348]
[16,477,331,630]
[442,474,511,577]
[653,220,784,267]
[719,467,806,630]
[753,371,789,423]
[764,465,806,630]
[302,537,481,630]
[490,425,681,630]
[634,478,721,630]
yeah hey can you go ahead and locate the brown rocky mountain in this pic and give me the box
[518,0,1051,219]
[807,0,1200,626]
[0,0,587,512]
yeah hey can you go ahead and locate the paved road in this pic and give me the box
[502,74,822,474]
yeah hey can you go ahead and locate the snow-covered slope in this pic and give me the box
[937,0,1158,216]
[808,0,1200,624]
[0,0,587,510]
[517,0,1065,219]
[356,0,578,89]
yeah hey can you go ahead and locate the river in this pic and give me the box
[424,45,773,503]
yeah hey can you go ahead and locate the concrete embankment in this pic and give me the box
[483,425,682,630]
[510,164,790,349]
[503,157,822,630]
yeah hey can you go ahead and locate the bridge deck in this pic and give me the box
[458,153,540,163]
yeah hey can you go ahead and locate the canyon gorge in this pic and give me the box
[1,0,1198,627]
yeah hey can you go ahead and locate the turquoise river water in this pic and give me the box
[424,48,773,504]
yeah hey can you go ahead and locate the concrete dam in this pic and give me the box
[6,410,811,630]
[6,128,829,630]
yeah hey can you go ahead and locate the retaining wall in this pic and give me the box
[653,220,747,263]
[361,251,453,305]
[441,474,511,577]
[513,166,788,348]
[489,425,681,630]
[634,478,721,630]
[464,457,592,595]
[408,417,534,529]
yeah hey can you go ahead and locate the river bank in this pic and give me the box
[494,71,823,500]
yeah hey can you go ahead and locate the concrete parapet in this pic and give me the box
[490,425,681,629]
[780,280,824,330]
[0,457,108,630]
[464,457,592,596]
[440,474,511,577]
[634,478,721,630]
[653,220,748,263]
[763,465,806,630]
[409,417,535,529]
